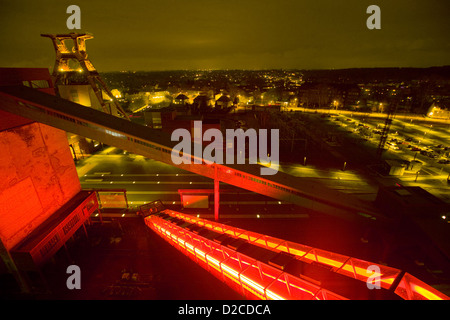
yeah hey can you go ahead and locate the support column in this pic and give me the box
[214,165,219,221]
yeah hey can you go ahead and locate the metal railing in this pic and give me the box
[144,209,449,300]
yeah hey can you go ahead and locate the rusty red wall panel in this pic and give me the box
[0,122,81,250]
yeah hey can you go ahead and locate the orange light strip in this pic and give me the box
[169,210,398,288]
[147,212,449,300]
[146,215,346,300]
[412,284,444,300]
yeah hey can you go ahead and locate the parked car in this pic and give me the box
[388,143,399,150]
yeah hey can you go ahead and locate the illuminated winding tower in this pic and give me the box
[41,33,129,120]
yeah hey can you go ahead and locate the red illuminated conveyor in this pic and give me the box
[0,84,382,221]
[141,201,449,300]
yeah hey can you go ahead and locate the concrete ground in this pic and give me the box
[40,216,243,300]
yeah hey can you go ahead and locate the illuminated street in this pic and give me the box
[76,146,285,211]
[77,146,380,206]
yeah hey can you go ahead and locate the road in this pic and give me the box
[77,146,287,210]
[77,145,386,210]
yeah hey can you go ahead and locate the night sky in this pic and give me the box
[0,0,449,71]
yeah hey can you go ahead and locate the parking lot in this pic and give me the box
[318,112,450,172]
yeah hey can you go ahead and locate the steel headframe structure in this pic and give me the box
[377,99,398,158]
[41,33,129,120]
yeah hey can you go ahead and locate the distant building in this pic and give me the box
[144,110,166,129]
[406,160,423,173]
[383,160,407,176]
[58,84,116,112]
[215,94,232,110]
[192,94,214,114]
[298,82,361,109]
[334,83,361,108]
[160,114,221,145]
[427,102,450,119]
[126,91,171,112]
[174,93,189,106]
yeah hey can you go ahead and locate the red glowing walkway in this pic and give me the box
[142,203,449,300]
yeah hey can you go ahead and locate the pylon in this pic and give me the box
[41,33,129,120]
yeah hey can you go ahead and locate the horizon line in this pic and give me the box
[98,65,450,73]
